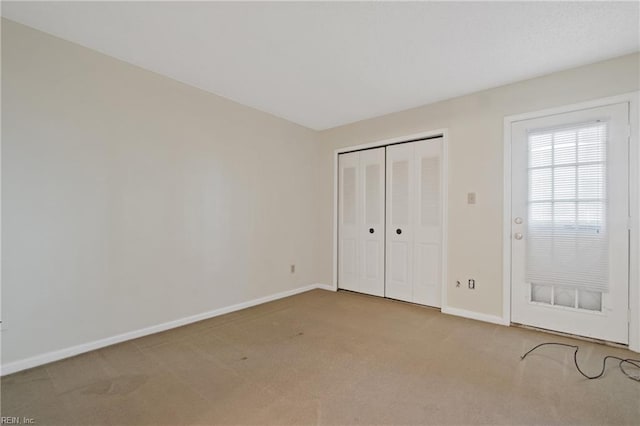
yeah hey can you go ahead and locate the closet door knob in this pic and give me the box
[369,228,374,234]
[396,229,402,235]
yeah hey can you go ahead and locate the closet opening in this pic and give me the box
[334,130,448,308]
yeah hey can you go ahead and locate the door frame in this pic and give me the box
[503,92,640,352]
[333,129,449,308]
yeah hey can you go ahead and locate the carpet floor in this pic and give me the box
[2,289,639,425]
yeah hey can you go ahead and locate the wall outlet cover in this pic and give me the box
[467,192,476,204]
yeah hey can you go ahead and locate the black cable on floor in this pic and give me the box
[521,342,640,382]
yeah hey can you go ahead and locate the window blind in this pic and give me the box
[526,122,609,293]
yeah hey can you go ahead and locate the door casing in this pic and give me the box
[503,92,640,352]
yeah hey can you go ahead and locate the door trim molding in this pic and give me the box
[442,306,510,326]
[332,129,449,309]
[503,91,640,352]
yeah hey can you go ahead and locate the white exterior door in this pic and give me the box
[386,138,443,306]
[338,148,385,296]
[511,103,630,344]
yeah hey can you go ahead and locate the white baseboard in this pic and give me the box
[314,283,335,291]
[441,306,510,326]
[1,284,331,376]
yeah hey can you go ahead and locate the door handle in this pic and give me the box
[369,228,374,234]
[514,233,523,240]
[396,229,402,235]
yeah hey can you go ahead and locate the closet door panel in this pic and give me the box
[385,143,415,302]
[413,139,443,306]
[359,148,385,296]
[338,152,360,292]
[341,137,443,304]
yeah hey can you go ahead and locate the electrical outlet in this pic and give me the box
[290,264,295,274]
[468,279,475,289]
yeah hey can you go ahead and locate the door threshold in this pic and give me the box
[511,322,628,349]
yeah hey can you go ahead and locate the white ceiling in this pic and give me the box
[2,2,639,130]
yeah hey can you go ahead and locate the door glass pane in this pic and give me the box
[578,126,606,163]
[529,169,552,201]
[553,167,576,200]
[529,133,552,167]
[530,202,552,222]
[554,287,576,308]
[526,122,609,293]
[577,201,604,226]
[553,130,576,165]
[578,290,602,311]
[578,164,604,199]
[531,283,552,304]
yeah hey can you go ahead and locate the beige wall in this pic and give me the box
[1,19,324,365]
[3,17,639,368]
[318,53,640,318]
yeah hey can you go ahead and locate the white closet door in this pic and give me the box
[340,140,443,304]
[359,148,385,296]
[385,143,415,302]
[338,148,385,296]
[413,139,443,307]
[338,152,359,292]
[385,139,443,306]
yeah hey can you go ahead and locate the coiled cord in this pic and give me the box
[521,342,640,381]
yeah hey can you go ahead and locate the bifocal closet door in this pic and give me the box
[338,148,385,296]
[358,148,385,297]
[385,138,443,306]
[338,152,359,292]
[385,143,415,302]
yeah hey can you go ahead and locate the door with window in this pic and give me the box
[511,103,629,343]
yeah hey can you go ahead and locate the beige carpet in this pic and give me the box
[2,289,639,425]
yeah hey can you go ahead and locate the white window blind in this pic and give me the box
[526,122,609,293]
